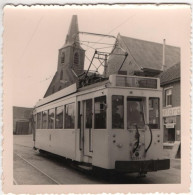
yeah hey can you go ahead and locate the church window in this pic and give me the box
[61,52,65,64]
[60,70,63,80]
[52,85,55,93]
[58,86,62,91]
[74,52,79,65]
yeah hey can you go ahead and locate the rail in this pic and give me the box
[14,152,61,185]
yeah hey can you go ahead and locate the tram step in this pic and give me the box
[78,165,93,171]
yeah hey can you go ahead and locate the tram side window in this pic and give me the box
[112,95,124,129]
[42,111,48,129]
[127,98,145,129]
[149,98,160,129]
[64,103,75,129]
[94,96,106,129]
[37,112,42,129]
[86,99,92,128]
[55,106,64,129]
[78,102,81,129]
[48,108,55,129]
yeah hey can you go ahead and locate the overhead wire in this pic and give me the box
[85,54,98,70]
[78,15,135,74]
[89,14,135,48]
[17,16,44,65]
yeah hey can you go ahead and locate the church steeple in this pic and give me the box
[64,15,80,47]
[44,15,85,98]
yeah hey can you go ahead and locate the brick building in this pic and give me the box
[44,15,85,97]
[13,106,33,134]
[159,63,181,143]
[107,34,180,77]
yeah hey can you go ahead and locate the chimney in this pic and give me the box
[162,39,166,71]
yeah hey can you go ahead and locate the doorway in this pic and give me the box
[168,128,175,142]
[83,99,93,157]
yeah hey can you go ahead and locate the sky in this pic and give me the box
[3,4,190,107]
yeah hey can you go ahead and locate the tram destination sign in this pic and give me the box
[116,76,158,89]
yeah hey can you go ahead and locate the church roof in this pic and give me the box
[107,34,180,76]
[119,35,180,71]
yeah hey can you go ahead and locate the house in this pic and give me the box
[159,63,181,158]
[13,106,33,135]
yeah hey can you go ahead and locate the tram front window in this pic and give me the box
[112,95,124,129]
[149,97,160,129]
[94,96,106,129]
[127,98,145,129]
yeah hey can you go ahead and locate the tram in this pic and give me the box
[33,74,170,174]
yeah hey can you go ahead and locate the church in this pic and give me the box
[44,15,180,97]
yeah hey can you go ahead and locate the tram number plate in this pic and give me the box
[131,156,142,160]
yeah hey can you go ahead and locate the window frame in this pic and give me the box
[55,106,64,129]
[94,95,107,129]
[148,97,160,129]
[60,70,63,80]
[127,97,145,129]
[112,95,124,129]
[52,85,55,94]
[48,108,55,129]
[85,99,93,129]
[64,102,75,129]
[165,88,173,107]
[61,52,65,64]
[42,110,48,129]
[74,52,79,65]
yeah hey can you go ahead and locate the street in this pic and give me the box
[13,135,181,185]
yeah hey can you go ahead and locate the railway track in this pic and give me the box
[14,143,33,149]
[14,152,61,185]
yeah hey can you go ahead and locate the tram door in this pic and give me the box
[83,99,93,157]
[127,98,146,159]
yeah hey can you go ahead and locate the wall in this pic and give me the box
[161,80,181,143]
[162,81,180,107]
[13,107,33,134]
[44,45,85,97]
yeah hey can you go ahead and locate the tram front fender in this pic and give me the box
[115,159,170,173]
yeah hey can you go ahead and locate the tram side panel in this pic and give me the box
[50,129,76,160]
[34,97,77,161]
[92,129,111,169]
[35,129,76,160]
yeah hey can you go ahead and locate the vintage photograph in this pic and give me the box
[3,4,191,193]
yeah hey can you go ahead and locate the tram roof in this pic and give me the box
[35,74,160,108]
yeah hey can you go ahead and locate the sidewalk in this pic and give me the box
[13,134,34,148]
[170,159,181,170]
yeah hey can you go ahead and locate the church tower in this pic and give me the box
[44,15,85,97]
